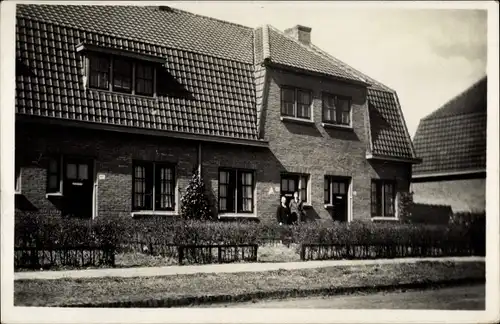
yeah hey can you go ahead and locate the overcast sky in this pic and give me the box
[169,1,487,138]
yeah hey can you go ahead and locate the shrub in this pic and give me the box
[398,191,414,223]
[180,171,213,220]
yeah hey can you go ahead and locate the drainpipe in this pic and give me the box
[197,142,202,177]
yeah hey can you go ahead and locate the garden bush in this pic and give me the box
[15,211,485,256]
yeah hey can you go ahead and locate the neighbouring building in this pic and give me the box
[411,77,487,213]
[14,5,420,223]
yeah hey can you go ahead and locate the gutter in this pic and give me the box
[16,115,269,148]
[366,153,422,164]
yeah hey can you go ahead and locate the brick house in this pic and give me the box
[411,77,487,213]
[14,5,420,223]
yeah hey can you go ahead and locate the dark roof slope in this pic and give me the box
[413,77,487,175]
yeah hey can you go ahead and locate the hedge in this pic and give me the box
[15,212,485,256]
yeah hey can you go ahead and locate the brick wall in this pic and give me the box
[411,178,486,213]
[15,122,198,218]
[260,68,412,222]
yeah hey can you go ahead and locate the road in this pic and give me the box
[212,284,485,310]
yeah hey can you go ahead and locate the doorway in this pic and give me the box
[62,157,94,218]
[325,177,350,222]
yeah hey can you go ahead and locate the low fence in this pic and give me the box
[14,245,115,270]
[177,244,258,265]
[299,243,478,261]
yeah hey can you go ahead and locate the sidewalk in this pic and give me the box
[14,256,484,281]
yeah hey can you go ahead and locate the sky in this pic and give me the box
[168,1,488,138]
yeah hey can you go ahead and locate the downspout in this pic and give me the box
[197,142,202,177]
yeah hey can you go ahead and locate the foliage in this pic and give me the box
[180,170,213,220]
[398,191,414,224]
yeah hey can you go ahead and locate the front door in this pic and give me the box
[63,157,94,218]
[281,174,299,205]
[331,179,349,222]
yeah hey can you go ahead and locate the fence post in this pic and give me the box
[178,245,184,265]
[300,245,305,261]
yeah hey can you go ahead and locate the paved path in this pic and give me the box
[211,284,485,310]
[14,256,484,281]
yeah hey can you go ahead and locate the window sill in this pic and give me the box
[15,190,23,196]
[371,216,399,221]
[131,210,178,217]
[324,204,334,209]
[46,192,63,198]
[218,213,257,219]
[321,122,353,130]
[280,116,314,125]
[302,203,312,208]
[87,88,158,101]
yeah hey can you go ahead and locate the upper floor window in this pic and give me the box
[87,54,156,97]
[281,87,312,119]
[371,179,396,218]
[322,93,351,126]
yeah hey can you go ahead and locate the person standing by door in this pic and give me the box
[276,195,290,225]
[289,191,304,224]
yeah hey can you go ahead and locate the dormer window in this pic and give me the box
[281,87,312,120]
[78,44,160,97]
[322,93,351,126]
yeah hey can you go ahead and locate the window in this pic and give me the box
[136,62,154,96]
[113,58,133,93]
[324,176,349,204]
[281,87,312,119]
[371,180,396,217]
[132,162,175,211]
[322,93,351,126]
[87,55,156,97]
[281,174,309,203]
[88,54,110,90]
[218,169,255,213]
[47,156,61,193]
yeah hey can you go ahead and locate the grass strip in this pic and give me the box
[15,260,485,307]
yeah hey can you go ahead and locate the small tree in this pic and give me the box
[398,191,414,224]
[180,170,213,220]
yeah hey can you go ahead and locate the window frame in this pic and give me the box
[87,54,157,97]
[280,173,309,204]
[371,179,396,218]
[132,161,176,212]
[218,168,255,214]
[321,92,352,126]
[46,155,62,194]
[112,56,133,94]
[280,86,312,120]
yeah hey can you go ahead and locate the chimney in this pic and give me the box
[284,25,312,46]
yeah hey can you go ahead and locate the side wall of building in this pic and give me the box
[411,178,486,213]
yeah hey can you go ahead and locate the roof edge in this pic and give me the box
[412,169,486,182]
[366,153,422,164]
[392,91,419,159]
[16,115,269,148]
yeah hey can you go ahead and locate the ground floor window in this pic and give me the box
[132,161,176,211]
[371,179,396,217]
[280,173,308,204]
[218,168,254,213]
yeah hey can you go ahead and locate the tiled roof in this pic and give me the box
[266,26,364,83]
[16,4,254,63]
[15,4,417,159]
[16,5,259,140]
[367,90,415,159]
[413,77,487,175]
